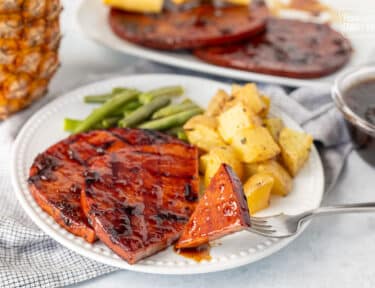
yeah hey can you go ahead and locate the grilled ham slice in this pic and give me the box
[176,164,250,249]
[194,18,352,79]
[81,142,199,264]
[108,1,268,50]
[28,128,179,243]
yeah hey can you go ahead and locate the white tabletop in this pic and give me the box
[58,2,375,287]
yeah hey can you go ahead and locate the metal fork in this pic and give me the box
[248,202,375,238]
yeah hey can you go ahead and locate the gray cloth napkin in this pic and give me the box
[0,61,352,287]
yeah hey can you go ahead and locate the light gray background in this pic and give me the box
[56,1,375,287]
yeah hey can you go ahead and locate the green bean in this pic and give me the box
[166,126,184,136]
[152,102,199,119]
[64,118,104,132]
[102,117,122,129]
[177,130,188,142]
[119,96,171,128]
[74,89,139,133]
[123,110,133,118]
[138,85,184,104]
[94,122,105,130]
[182,99,193,104]
[83,88,136,104]
[123,100,142,111]
[112,87,128,94]
[138,108,203,131]
[138,93,154,104]
[112,100,142,116]
[83,93,114,104]
[64,118,82,132]
[166,126,188,141]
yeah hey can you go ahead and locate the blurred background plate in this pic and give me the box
[77,0,375,88]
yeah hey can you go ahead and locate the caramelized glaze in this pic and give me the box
[176,164,250,249]
[28,128,180,243]
[195,18,352,79]
[174,244,212,262]
[82,142,199,264]
[108,1,268,50]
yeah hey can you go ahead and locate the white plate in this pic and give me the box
[77,0,375,88]
[12,74,324,274]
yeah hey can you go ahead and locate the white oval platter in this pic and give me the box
[77,0,375,88]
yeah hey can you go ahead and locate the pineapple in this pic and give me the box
[0,0,61,119]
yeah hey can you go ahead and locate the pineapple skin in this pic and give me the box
[0,0,62,119]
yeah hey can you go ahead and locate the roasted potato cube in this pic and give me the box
[204,146,243,187]
[244,173,274,214]
[205,89,230,117]
[231,83,266,115]
[184,115,217,130]
[264,118,284,142]
[231,84,242,95]
[243,163,260,179]
[257,160,293,196]
[185,127,225,153]
[279,128,313,176]
[199,153,210,174]
[218,103,262,143]
[260,95,271,118]
[103,0,163,13]
[231,127,280,163]
[199,175,205,197]
[184,115,225,152]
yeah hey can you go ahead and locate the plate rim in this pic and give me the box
[76,0,340,89]
[11,73,325,275]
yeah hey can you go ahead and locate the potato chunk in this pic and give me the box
[103,0,163,13]
[199,153,210,174]
[205,89,230,117]
[231,84,242,95]
[264,118,284,142]
[244,173,274,214]
[279,128,313,176]
[259,95,271,118]
[257,160,293,196]
[231,127,280,163]
[203,146,243,187]
[243,163,260,179]
[229,83,266,115]
[217,103,261,143]
[184,115,225,152]
[184,114,217,130]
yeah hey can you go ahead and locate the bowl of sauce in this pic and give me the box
[332,65,375,166]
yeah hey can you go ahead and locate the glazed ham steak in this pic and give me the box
[81,143,199,264]
[108,1,268,50]
[176,164,251,249]
[194,18,352,79]
[28,128,184,243]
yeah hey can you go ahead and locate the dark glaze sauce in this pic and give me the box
[174,244,212,262]
[344,79,375,165]
[108,1,268,50]
[82,141,200,263]
[27,128,183,243]
[194,18,352,79]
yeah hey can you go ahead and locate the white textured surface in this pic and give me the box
[55,0,375,286]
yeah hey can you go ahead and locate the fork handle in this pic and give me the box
[301,202,375,222]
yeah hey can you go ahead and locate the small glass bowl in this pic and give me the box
[332,65,375,166]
